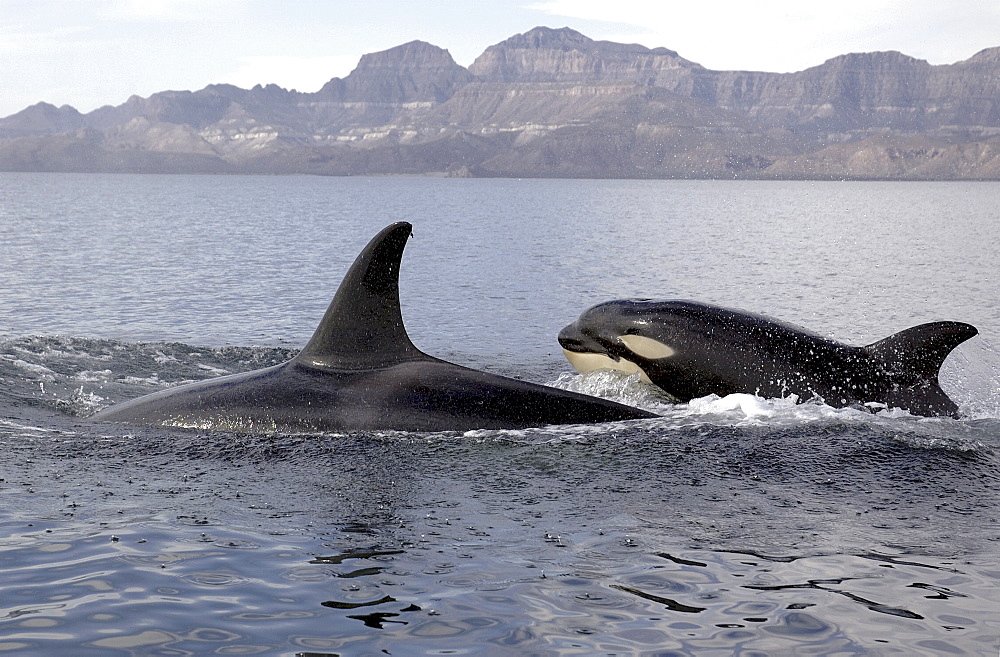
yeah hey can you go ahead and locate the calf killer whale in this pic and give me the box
[558,299,978,417]
[93,223,655,432]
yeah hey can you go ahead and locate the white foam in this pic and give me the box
[0,418,64,433]
[55,386,107,417]
[118,373,164,386]
[74,369,114,382]
[549,369,673,412]
[549,370,879,427]
[197,363,231,376]
[5,357,57,380]
[689,393,787,418]
[153,350,179,364]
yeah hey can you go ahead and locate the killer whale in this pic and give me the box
[93,223,656,432]
[558,299,978,417]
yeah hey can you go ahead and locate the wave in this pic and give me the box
[1,335,997,456]
[0,335,293,416]
[2,333,998,562]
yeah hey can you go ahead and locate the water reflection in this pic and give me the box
[1,497,998,655]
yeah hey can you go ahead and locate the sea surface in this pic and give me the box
[1,172,999,656]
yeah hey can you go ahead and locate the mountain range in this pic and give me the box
[3,26,999,179]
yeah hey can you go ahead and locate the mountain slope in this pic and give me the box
[2,27,998,179]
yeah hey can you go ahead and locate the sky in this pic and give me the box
[3,0,999,118]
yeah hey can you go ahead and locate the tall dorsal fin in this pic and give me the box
[294,222,424,370]
[863,321,978,384]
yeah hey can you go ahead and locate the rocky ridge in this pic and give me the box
[2,27,998,179]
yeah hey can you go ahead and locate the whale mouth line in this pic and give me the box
[560,348,652,384]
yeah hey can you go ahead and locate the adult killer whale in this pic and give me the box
[93,223,656,433]
[558,299,978,417]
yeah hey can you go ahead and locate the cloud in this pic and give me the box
[102,0,247,22]
[224,55,362,92]
[525,0,1000,70]
[0,24,95,55]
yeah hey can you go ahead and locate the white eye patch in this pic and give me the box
[618,334,675,360]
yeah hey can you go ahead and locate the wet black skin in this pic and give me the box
[94,223,656,433]
[559,299,978,418]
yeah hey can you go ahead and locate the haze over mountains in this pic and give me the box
[2,27,999,179]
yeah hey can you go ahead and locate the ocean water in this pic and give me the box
[1,172,999,656]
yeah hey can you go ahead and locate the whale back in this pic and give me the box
[94,221,658,431]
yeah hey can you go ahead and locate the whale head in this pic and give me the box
[558,299,682,384]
